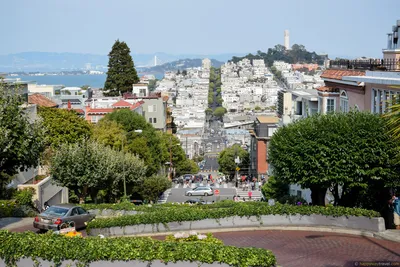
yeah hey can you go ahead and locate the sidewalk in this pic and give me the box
[0,217,33,230]
[374,229,400,243]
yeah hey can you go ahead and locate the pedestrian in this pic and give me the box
[248,190,252,200]
[251,181,255,191]
[391,194,400,230]
[258,181,262,191]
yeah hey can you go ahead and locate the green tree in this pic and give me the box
[205,108,213,115]
[176,158,200,176]
[148,79,158,91]
[216,96,223,105]
[269,111,400,207]
[254,106,261,111]
[182,70,187,76]
[217,144,249,176]
[213,107,227,117]
[50,140,146,203]
[38,107,92,148]
[138,175,171,203]
[0,82,45,197]
[103,109,162,175]
[92,120,125,150]
[103,40,139,96]
[261,176,289,200]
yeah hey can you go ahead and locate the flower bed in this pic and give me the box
[0,230,276,267]
[165,231,224,245]
[87,202,380,230]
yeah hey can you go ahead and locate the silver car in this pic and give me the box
[185,186,214,196]
[33,204,95,232]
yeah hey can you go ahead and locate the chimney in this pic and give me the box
[393,25,398,49]
[387,33,393,49]
[67,100,71,110]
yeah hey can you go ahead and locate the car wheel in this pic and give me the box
[188,193,192,196]
[204,193,208,196]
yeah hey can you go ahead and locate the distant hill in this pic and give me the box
[230,44,328,67]
[139,58,224,73]
[0,52,242,72]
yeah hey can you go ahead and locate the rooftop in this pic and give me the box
[321,69,365,81]
[257,116,279,124]
[28,93,58,108]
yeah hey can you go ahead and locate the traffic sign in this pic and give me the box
[236,167,240,171]
[214,189,220,195]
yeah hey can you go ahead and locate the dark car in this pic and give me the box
[185,199,206,204]
[33,204,95,232]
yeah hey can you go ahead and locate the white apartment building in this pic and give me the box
[28,83,64,98]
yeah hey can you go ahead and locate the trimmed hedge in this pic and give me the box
[0,230,276,267]
[0,200,37,218]
[87,202,380,229]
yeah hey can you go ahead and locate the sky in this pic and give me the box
[1,0,398,58]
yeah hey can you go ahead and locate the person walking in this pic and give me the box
[392,195,400,230]
[248,190,252,201]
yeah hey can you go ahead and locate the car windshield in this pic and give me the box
[42,206,69,217]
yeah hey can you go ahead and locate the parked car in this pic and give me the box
[33,204,95,232]
[185,186,214,196]
[185,199,206,204]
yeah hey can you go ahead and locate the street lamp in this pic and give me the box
[122,129,143,199]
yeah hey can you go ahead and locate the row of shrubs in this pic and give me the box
[0,230,276,267]
[0,188,38,218]
[87,202,380,230]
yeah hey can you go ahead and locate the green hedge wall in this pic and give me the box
[87,202,380,229]
[0,231,276,267]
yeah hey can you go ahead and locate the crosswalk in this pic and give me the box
[173,183,229,189]
[235,188,263,201]
[158,188,171,204]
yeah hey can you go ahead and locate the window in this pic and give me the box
[340,91,349,113]
[91,116,98,123]
[149,118,152,123]
[326,98,335,113]
[139,89,146,96]
[71,208,79,216]
[148,105,157,112]
[77,207,87,215]
[153,118,157,123]
[372,88,400,114]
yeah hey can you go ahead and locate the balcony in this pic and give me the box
[329,59,400,71]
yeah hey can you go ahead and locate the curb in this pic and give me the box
[116,226,400,243]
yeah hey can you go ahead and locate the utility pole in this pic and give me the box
[169,136,173,180]
[186,136,188,158]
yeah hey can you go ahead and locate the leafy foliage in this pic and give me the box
[218,144,249,176]
[103,40,139,96]
[213,107,227,117]
[138,175,172,203]
[92,119,125,150]
[230,44,327,67]
[0,82,45,197]
[38,106,92,148]
[261,176,289,201]
[50,140,146,203]
[101,110,197,177]
[165,232,224,245]
[14,188,35,207]
[0,200,37,218]
[0,231,276,267]
[269,111,400,207]
[87,202,380,230]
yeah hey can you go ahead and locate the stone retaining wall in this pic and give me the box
[88,214,385,237]
[0,259,230,267]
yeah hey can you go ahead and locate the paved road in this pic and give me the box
[203,155,219,171]
[167,187,236,203]
[154,230,400,267]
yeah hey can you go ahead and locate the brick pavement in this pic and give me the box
[152,230,400,267]
[211,230,400,267]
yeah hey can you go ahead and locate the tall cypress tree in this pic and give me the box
[103,40,139,96]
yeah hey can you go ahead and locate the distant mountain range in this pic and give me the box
[0,52,243,72]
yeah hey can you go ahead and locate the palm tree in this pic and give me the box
[382,85,400,140]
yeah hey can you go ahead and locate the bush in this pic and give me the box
[14,188,35,207]
[0,231,276,267]
[87,202,380,230]
[165,231,224,245]
[0,200,37,218]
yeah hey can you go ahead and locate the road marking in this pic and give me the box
[223,184,227,188]
[174,184,179,189]
[191,184,195,188]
